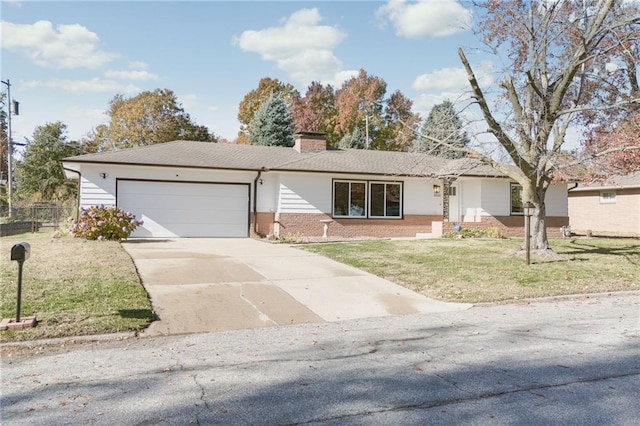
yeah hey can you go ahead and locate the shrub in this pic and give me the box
[69,205,143,241]
[442,226,505,239]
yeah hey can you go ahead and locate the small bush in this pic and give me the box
[278,232,309,244]
[69,205,143,241]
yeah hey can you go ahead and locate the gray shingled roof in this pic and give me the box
[62,140,503,178]
[571,171,640,191]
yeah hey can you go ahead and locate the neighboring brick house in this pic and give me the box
[61,132,569,239]
[568,172,640,237]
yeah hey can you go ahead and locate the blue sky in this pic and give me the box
[1,0,495,146]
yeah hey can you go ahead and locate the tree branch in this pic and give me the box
[458,48,529,173]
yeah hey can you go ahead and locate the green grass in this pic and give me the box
[1,230,153,342]
[301,238,640,303]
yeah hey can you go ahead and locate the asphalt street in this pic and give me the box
[1,293,639,425]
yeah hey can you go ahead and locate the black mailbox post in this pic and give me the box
[10,242,30,323]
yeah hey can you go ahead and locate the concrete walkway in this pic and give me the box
[122,238,471,336]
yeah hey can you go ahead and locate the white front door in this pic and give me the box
[448,184,460,222]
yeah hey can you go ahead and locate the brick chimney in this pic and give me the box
[294,132,327,153]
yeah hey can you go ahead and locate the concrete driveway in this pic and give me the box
[122,238,471,336]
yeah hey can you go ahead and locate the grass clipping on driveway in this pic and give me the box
[301,238,640,303]
[1,231,153,342]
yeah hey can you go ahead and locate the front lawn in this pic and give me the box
[301,238,640,303]
[1,230,153,342]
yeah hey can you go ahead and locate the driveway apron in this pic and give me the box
[122,238,471,336]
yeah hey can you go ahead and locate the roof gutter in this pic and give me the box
[253,167,269,237]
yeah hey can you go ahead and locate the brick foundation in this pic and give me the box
[251,212,570,239]
[437,216,569,238]
[273,213,440,238]
[250,212,276,238]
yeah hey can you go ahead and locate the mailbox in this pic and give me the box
[11,242,30,262]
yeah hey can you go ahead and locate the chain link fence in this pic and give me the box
[1,204,76,236]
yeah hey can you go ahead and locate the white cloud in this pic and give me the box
[22,78,139,93]
[67,106,106,121]
[413,91,462,116]
[412,61,495,121]
[375,0,472,38]
[413,61,494,92]
[104,70,160,81]
[323,69,360,88]
[236,8,347,85]
[128,61,149,70]
[1,20,117,69]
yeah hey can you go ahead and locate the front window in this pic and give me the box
[511,183,523,215]
[370,182,401,217]
[333,180,402,218]
[333,181,366,217]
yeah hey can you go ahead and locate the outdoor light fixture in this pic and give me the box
[433,184,441,196]
[259,178,264,185]
[100,172,108,179]
[523,201,534,217]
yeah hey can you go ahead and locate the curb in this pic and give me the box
[0,331,137,350]
[472,289,640,307]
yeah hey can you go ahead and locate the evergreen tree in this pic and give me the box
[249,94,295,147]
[418,100,469,159]
[337,127,366,149]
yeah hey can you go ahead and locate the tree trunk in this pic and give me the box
[524,182,552,253]
[530,197,549,251]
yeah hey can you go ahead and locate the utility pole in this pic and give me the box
[1,79,17,217]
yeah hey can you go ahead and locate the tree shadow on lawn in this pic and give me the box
[557,239,640,262]
[118,308,155,321]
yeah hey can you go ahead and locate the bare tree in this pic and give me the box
[454,0,640,251]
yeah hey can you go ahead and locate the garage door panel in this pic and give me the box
[121,194,247,211]
[117,181,249,238]
[133,208,245,224]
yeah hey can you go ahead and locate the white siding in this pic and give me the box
[273,172,439,216]
[478,178,568,217]
[545,183,568,216]
[481,179,511,216]
[277,173,329,213]
[80,177,115,208]
[404,178,441,215]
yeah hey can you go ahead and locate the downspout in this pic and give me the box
[568,182,578,191]
[61,165,82,219]
[253,167,269,236]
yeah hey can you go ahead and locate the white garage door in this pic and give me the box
[117,180,249,238]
